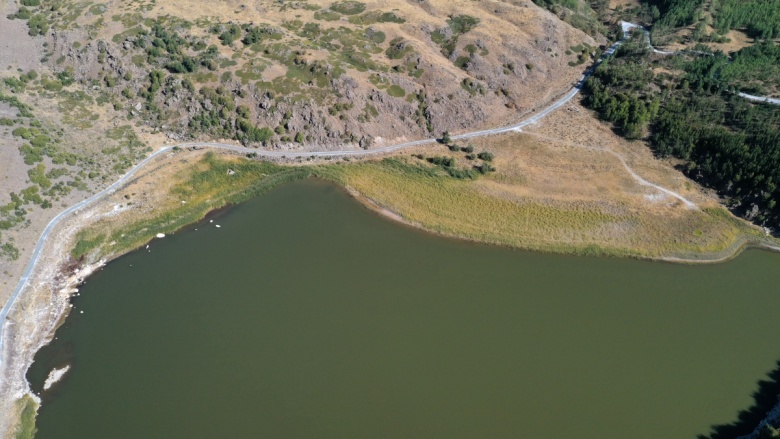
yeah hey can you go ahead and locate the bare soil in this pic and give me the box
[0,0,44,72]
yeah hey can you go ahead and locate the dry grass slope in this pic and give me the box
[324,149,763,260]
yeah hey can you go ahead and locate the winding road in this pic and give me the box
[0,26,692,374]
[621,21,780,106]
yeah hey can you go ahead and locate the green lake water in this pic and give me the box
[28,178,780,438]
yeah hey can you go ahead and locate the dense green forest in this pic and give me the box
[669,41,780,96]
[713,0,780,39]
[582,31,780,227]
[647,0,704,29]
[639,0,780,44]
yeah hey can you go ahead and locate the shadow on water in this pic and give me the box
[698,359,780,439]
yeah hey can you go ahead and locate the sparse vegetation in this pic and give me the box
[12,396,37,439]
[430,14,480,58]
[531,0,604,36]
[330,1,366,16]
[74,153,311,258]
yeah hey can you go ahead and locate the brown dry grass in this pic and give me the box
[659,26,754,53]
[527,100,718,207]
[706,29,754,53]
[324,155,761,262]
[319,99,769,261]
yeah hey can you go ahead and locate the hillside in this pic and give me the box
[0,0,610,282]
[6,0,601,148]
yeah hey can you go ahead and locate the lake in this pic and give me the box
[28,178,780,438]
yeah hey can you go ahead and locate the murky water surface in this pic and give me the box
[29,179,780,438]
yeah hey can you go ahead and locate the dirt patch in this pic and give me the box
[0,2,44,71]
[522,99,721,208]
[706,28,754,53]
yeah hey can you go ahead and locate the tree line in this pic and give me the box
[582,34,780,227]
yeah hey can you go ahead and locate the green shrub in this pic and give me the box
[12,7,31,20]
[386,37,413,60]
[330,1,366,15]
[219,24,242,45]
[72,233,106,259]
[1,242,20,261]
[476,163,495,174]
[447,15,480,34]
[477,151,494,161]
[427,156,455,167]
[314,9,341,21]
[386,85,405,97]
[11,127,32,139]
[27,14,48,36]
[28,164,51,189]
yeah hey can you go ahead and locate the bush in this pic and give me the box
[12,7,31,20]
[1,243,20,261]
[477,151,494,161]
[57,70,74,86]
[330,1,366,15]
[447,15,480,35]
[11,127,32,139]
[427,156,455,167]
[385,37,413,60]
[165,61,187,73]
[446,167,477,179]
[219,25,242,45]
[386,85,405,97]
[27,14,48,36]
[476,163,495,174]
[20,70,37,82]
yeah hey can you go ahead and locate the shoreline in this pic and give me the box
[342,183,779,265]
[0,150,778,437]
